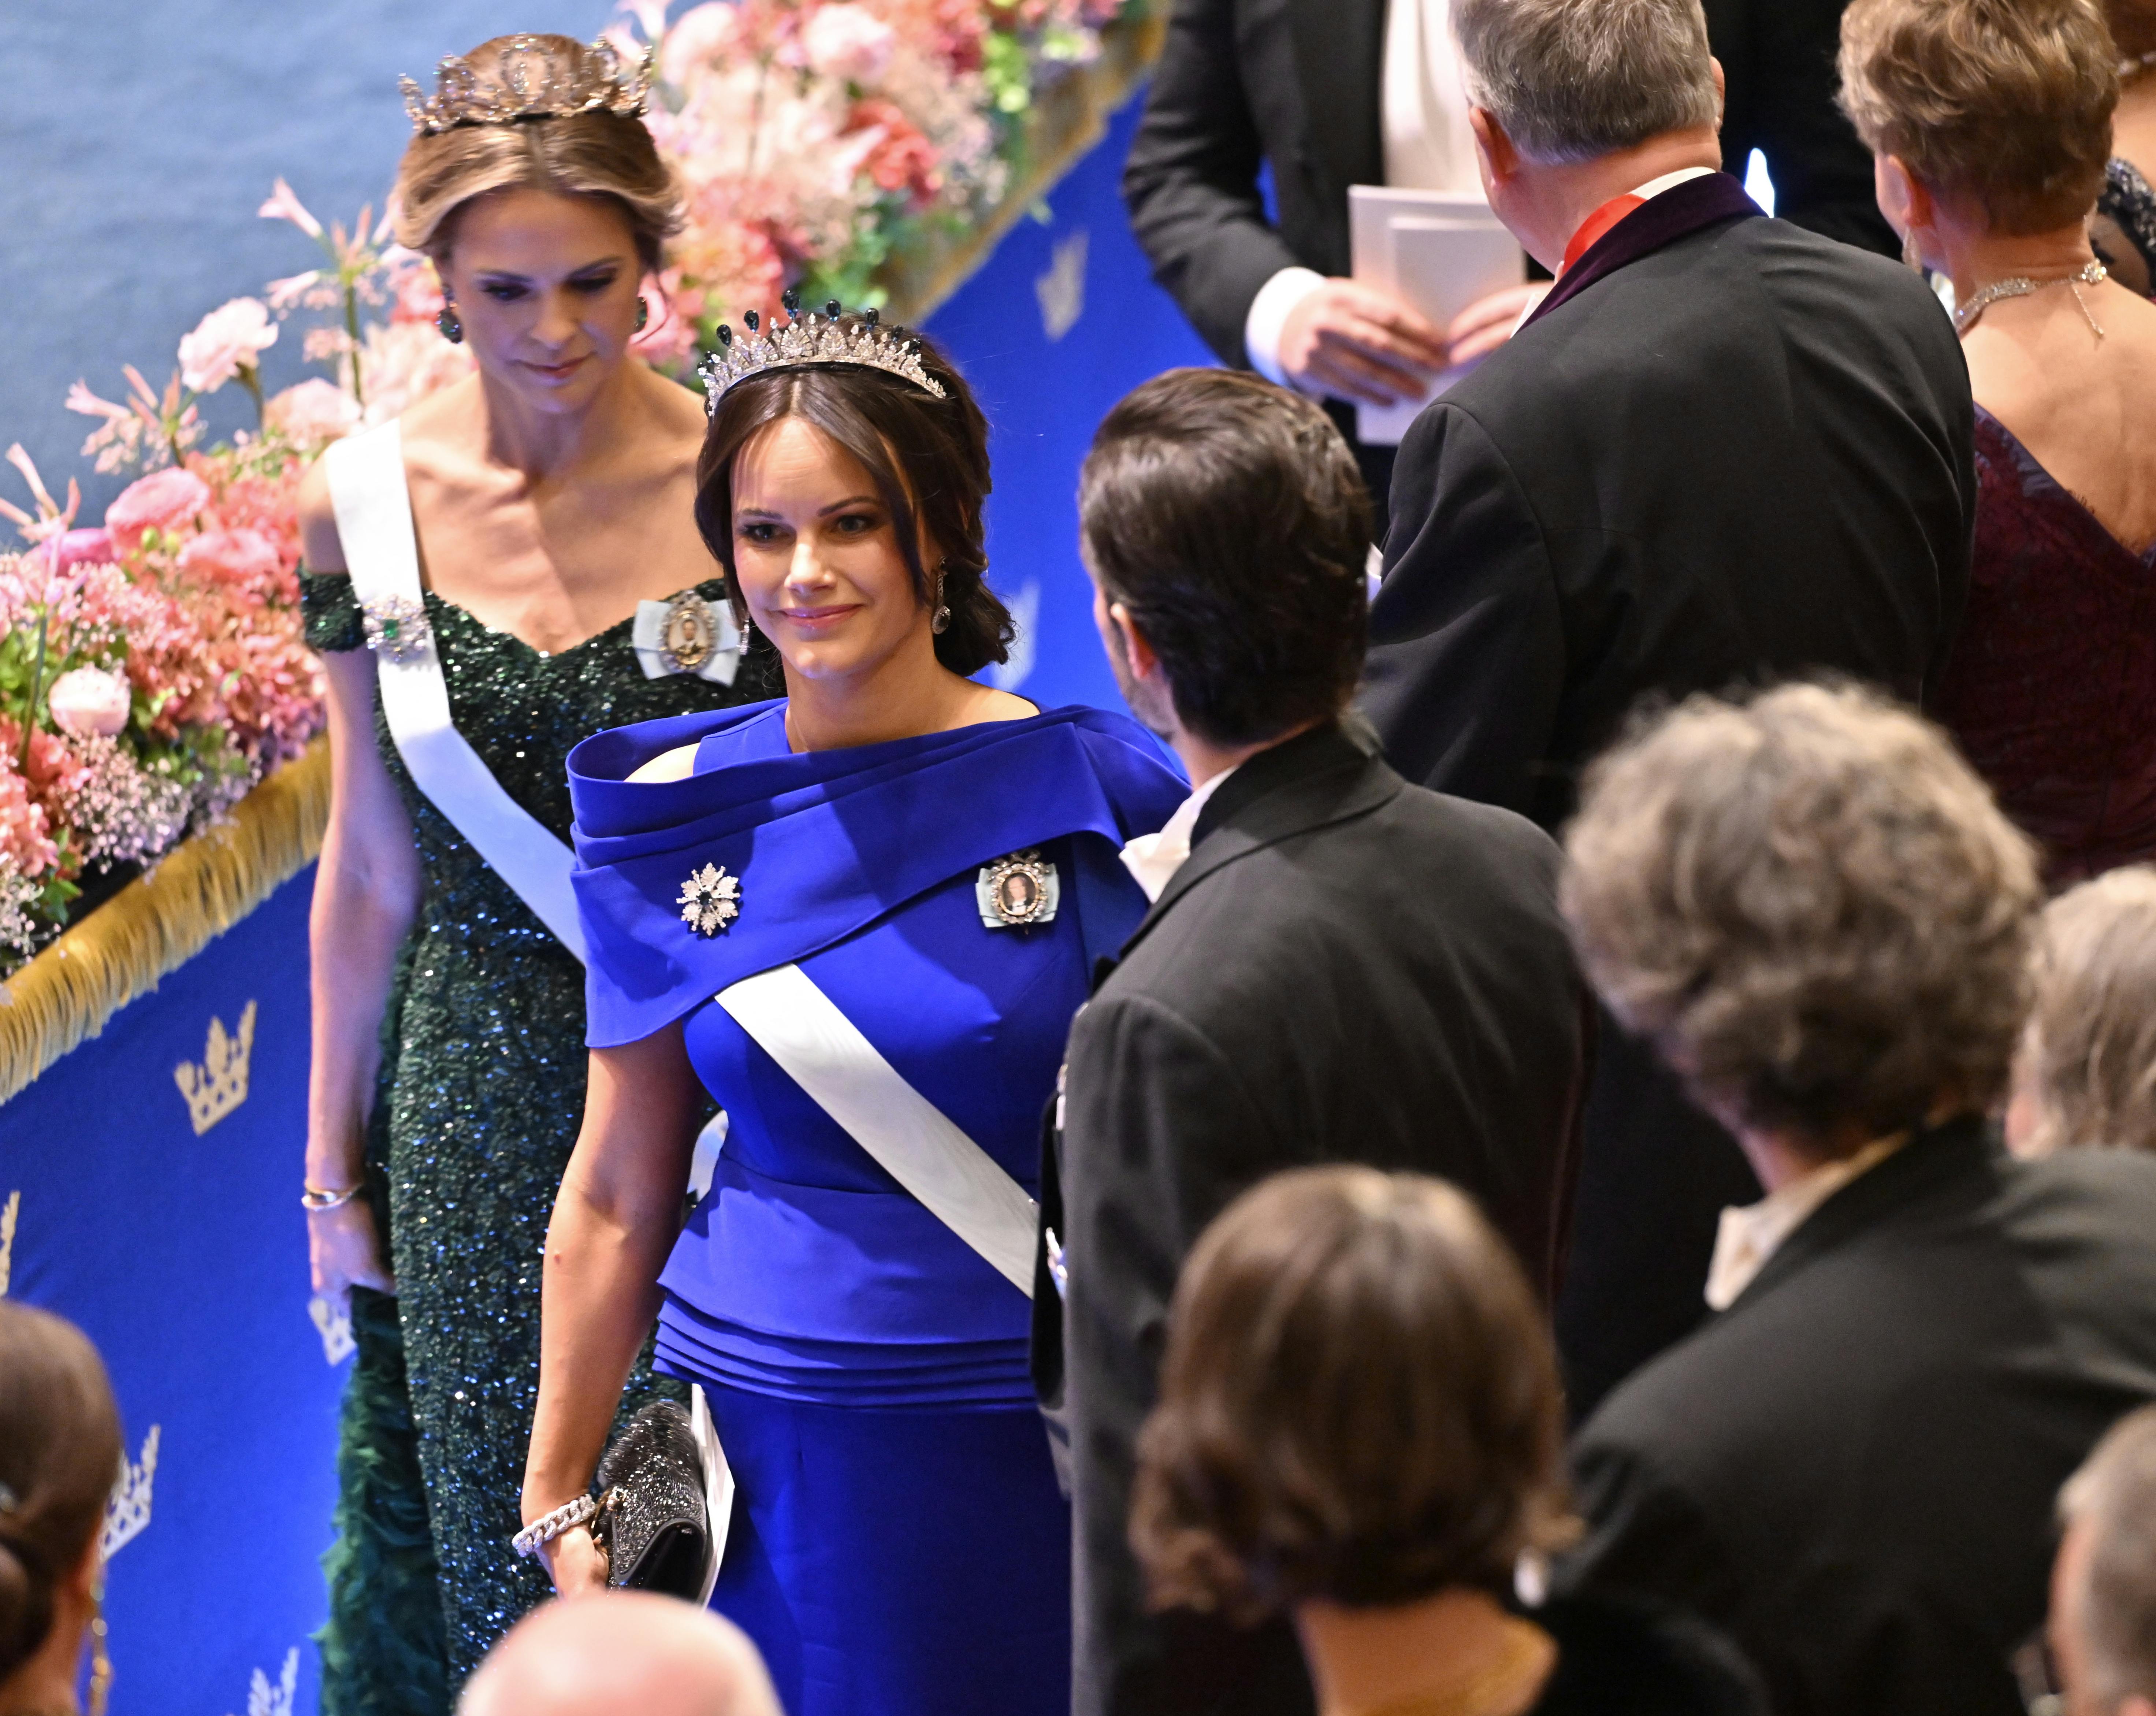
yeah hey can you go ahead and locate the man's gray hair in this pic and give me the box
[2060,1405,2156,1708]
[1452,0,1721,165]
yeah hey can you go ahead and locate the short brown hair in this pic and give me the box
[393,36,685,272]
[1130,1168,1576,1622]
[1839,0,2118,233]
[694,323,1014,677]
[1562,682,2042,1145]
[2059,1405,2156,1707]
[2016,868,2156,1156]
[1080,369,1369,749]
[0,1303,123,1682]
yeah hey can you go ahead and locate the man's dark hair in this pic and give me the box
[1079,370,1370,747]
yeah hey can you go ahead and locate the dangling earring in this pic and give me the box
[87,1582,113,1716]
[930,561,952,635]
[635,295,651,333]
[1900,228,1926,276]
[436,302,464,344]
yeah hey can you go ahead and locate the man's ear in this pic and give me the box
[1709,56,1726,129]
[1468,107,1519,186]
[1110,601,1161,683]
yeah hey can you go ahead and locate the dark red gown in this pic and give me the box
[1936,406,2156,882]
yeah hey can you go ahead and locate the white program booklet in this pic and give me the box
[1349,185,1525,446]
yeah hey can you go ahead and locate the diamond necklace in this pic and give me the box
[1954,259,2109,338]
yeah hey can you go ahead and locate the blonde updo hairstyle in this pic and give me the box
[392,34,685,272]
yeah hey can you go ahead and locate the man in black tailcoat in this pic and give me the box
[1360,0,1974,1417]
[1032,369,1590,1716]
[1122,0,1897,517]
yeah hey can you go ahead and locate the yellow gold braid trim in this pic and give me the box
[0,738,330,1104]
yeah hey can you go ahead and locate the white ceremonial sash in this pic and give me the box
[323,422,588,963]
[716,964,1039,1295]
[689,1383,733,1598]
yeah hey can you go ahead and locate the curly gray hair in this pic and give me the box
[1561,682,2041,1145]
[2015,867,2156,1156]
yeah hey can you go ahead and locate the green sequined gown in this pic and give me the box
[303,573,767,1712]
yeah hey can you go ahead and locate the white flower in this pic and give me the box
[178,298,277,394]
[46,667,131,737]
[677,863,742,936]
[803,4,898,83]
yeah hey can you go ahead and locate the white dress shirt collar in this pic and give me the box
[1118,765,1240,904]
[1704,1132,1909,1311]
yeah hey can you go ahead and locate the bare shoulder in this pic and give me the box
[297,452,344,574]
[965,685,1039,727]
[627,742,699,784]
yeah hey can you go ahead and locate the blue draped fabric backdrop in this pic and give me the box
[0,42,1211,1716]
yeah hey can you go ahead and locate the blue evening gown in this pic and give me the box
[568,699,1185,1716]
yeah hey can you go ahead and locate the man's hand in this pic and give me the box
[1444,282,1551,368]
[1278,280,1450,406]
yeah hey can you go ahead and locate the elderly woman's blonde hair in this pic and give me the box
[1837,0,2118,234]
[1561,682,2042,1146]
[2014,868,2156,1157]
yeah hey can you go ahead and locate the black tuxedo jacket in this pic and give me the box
[1033,721,1590,1716]
[1122,0,1896,374]
[1363,177,1975,1416]
[1560,1123,2156,1716]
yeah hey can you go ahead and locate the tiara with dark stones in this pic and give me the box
[699,291,947,410]
[401,36,653,136]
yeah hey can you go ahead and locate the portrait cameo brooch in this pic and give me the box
[977,849,1059,929]
[678,862,742,936]
[658,591,717,672]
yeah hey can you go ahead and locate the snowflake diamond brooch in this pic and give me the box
[361,594,434,665]
[678,862,742,936]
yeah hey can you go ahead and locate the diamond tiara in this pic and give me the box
[401,35,653,137]
[699,291,948,411]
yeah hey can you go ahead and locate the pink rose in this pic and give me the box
[46,667,132,738]
[803,4,898,82]
[34,527,116,575]
[264,379,360,448]
[660,3,745,84]
[178,297,278,394]
[179,528,282,589]
[105,467,211,552]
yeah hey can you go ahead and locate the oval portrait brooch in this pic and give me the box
[976,848,1059,929]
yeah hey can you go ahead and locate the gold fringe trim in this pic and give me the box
[882,11,1166,323]
[0,738,330,1104]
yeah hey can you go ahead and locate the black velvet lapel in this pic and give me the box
[1522,171,1765,331]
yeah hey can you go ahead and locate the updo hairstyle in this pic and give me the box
[694,323,1015,678]
[393,35,685,272]
[1838,0,2118,234]
[0,1303,122,1685]
[1130,1167,1577,1623]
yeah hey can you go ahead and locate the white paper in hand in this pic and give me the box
[1349,186,1525,446]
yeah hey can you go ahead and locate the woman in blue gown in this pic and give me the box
[520,305,1184,1715]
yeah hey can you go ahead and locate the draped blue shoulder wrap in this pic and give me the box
[570,698,1185,1044]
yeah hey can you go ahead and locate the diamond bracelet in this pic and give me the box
[512,1491,611,1560]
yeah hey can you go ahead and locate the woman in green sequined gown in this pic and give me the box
[297,36,765,1712]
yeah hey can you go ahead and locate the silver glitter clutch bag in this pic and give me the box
[592,1400,712,1599]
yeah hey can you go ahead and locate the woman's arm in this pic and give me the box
[304,459,423,1303]
[523,1024,705,1593]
